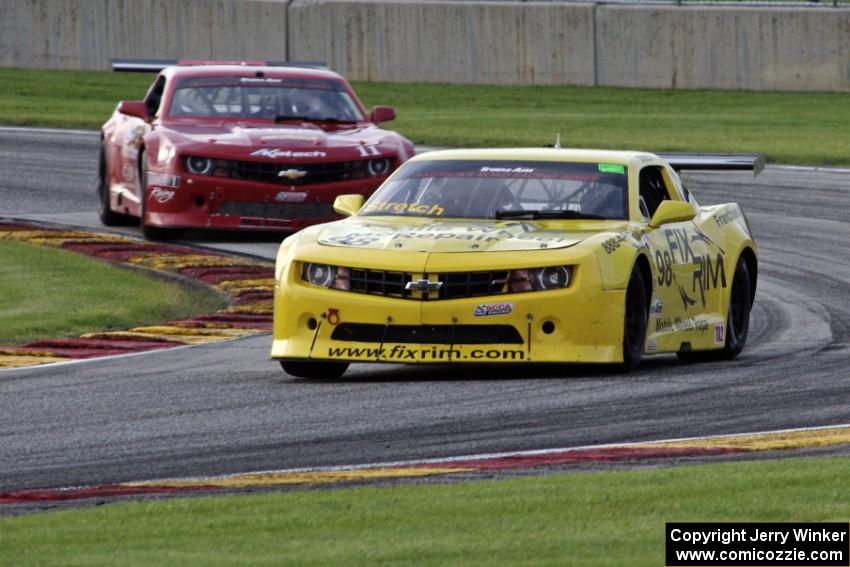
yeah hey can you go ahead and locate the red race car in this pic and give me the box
[97,60,415,239]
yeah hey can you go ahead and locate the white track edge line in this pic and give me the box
[116,421,850,487]
[0,126,97,136]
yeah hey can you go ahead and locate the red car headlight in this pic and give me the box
[366,158,391,177]
[185,156,215,175]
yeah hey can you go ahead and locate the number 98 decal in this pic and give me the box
[655,249,674,287]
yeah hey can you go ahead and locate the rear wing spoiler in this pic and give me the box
[111,58,328,73]
[658,153,765,177]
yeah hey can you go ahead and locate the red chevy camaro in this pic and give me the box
[97,61,415,239]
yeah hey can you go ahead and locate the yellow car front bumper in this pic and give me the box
[271,259,627,365]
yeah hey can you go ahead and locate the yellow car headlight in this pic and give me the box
[302,263,350,290]
[510,266,572,292]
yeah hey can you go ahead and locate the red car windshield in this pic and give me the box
[361,160,630,220]
[167,76,366,122]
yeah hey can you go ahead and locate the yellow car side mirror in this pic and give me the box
[333,194,365,217]
[649,200,696,228]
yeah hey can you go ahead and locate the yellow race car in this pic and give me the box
[271,149,762,378]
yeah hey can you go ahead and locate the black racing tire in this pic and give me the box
[618,264,649,373]
[280,360,349,380]
[677,257,752,363]
[96,146,130,226]
[139,148,185,241]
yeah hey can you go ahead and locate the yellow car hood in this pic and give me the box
[316,217,605,253]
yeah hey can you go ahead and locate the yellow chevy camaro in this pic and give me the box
[272,149,762,378]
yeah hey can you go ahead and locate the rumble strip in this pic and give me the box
[2,423,849,505]
[0,221,275,369]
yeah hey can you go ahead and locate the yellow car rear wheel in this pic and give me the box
[678,257,752,363]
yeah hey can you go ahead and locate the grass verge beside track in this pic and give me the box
[1,68,849,166]
[1,457,849,566]
[0,239,225,344]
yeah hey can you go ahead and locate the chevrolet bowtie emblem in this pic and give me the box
[278,168,307,180]
[405,279,443,292]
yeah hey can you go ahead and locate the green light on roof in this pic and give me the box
[598,163,625,174]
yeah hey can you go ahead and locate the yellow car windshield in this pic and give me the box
[360,160,629,220]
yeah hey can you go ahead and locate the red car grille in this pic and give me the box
[217,201,336,220]
[216,159,379,185]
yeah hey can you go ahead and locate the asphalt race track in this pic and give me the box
[1,127,848,493]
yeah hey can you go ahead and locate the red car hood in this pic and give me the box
[157,120,407,160]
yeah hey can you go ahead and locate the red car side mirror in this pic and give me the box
[118,100,151,122]
[369,106,396,125]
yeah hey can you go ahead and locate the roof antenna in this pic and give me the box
[554,132,561,150]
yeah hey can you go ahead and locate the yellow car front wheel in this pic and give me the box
[280,360,349,380]
[619,265,649,372]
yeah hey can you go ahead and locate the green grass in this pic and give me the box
[1,68,849,165]
[0,68,150,130]
[0,239,225,344]
[0,457,848,566]
[357,82,850,166]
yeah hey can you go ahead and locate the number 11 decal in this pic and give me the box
[356,145,381,157]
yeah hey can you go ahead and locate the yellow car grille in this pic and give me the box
[342,268,511,300]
